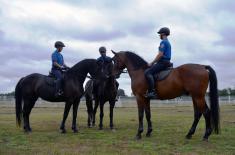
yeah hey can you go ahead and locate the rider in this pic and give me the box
[97,46,112,63]
[51,41,69,97]
[144,27,171,98]
[97,46,119,100]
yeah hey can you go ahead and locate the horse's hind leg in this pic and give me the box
[85,97,93,128]
[202,103,212,141]
[145,100,152,137]
[23,98,36,133]
[92,99,99,126]
[186,99,202,139]
[60,101,72,133]
[109,101,115,129]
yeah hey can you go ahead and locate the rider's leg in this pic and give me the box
[144,68,156,98]
[52,69,63,96]
[144,63,166,98]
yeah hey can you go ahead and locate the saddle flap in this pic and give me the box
[154,69,172,81]
[45,76,56,86]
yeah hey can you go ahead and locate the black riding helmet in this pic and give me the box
[55,41,65,48]
[99,46,106,53]
[157,27,170,36]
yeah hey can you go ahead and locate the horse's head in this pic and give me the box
[96,60,114,80]
[111,50,126,77]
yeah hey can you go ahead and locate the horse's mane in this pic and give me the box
[124,51,148,70]
[67,59,97,77]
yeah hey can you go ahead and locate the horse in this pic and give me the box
[84,61,118,129]
[111,50,220,141]
[15,59,105,133]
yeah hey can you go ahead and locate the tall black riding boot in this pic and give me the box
[55,79,62,97]
[145,74,157,99]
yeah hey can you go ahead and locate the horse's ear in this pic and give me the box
[111,50,117,55]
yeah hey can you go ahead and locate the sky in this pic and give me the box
[0,0,234,95]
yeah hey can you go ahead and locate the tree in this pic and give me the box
[117,89,126,97]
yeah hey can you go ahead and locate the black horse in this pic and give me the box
[84,61,118,129]
[15,59,105,133]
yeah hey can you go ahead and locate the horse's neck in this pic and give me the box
[125,61,145,79]
[107,77,116,89]
[67,64,89,83]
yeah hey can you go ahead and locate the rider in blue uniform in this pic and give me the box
[97,46,112,63]
[51,41,69,97]
[97,46,119,100]
[144,27,171,98]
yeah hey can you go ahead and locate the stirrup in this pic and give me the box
[145,90,157,99]
[55,90,63,97]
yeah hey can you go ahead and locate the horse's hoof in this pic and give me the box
[60,129,66,134]
[24,130,31,134]
[202,138,208,142]
[135,135,142,140]
[99,127,103,130]
[146,132,151,137]
[73,129,78,133]
[111,129,116,132]
[24,127,32,133]
[185,134,192,139]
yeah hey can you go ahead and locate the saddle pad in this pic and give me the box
[154,69,172,81]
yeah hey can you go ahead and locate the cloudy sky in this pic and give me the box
[0,0,234,95]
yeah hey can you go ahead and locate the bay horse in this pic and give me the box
[111,50,220,141]
[15,59,104,133]
[84,61,118,129]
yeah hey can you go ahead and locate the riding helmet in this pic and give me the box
[99,46,106,53]
[157,27,170,36]
[55,41,65,48]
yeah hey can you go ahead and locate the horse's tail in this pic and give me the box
[205,65,220,134]
[15,78,24,127]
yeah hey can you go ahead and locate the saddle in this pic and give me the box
[45,70,67,86]
[45,72,56,86]
[154,62,173,81]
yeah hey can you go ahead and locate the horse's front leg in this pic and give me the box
[135,96,145,140]
[99,100,105,130]
[92,99,99,126]
[109,100,115,129]
[60,101,72,133]
[71,99,80,133]
[145,100,152,137]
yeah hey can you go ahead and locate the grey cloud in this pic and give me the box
[128,22,155,37]
[69,29,127,41]
[25,22,127,42]
[209,0,235,13]
[59,0,134,10]
[216,26,235,47]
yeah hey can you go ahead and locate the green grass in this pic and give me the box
[0,104,235,155]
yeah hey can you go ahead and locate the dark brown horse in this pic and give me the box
[15,59,104,133]
[84,61,118,129]
[111,51,220,141]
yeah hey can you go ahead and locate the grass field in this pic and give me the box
[0,102,235,155]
